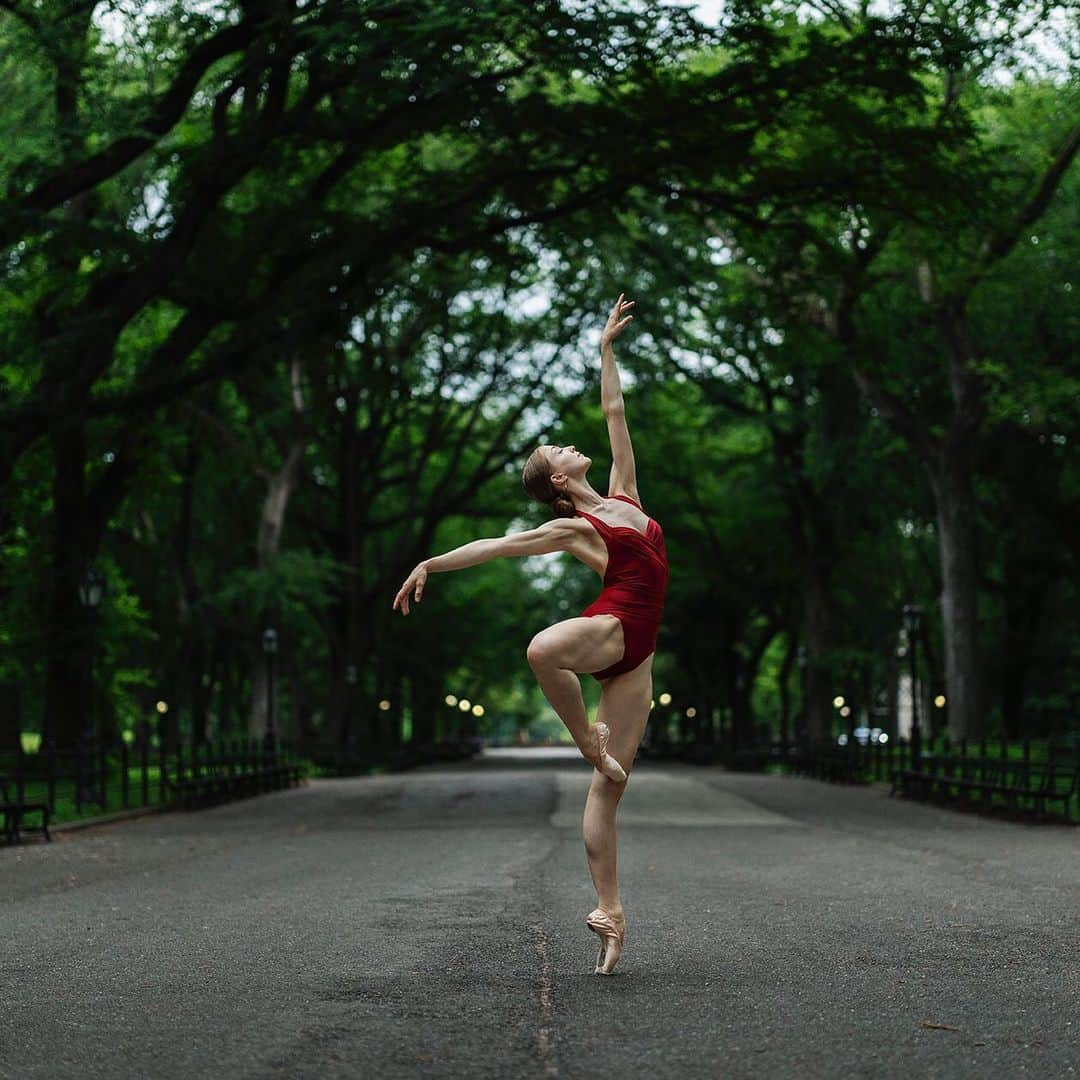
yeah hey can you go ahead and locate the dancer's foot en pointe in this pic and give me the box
[586,907,626,975]
[584,721,627,782]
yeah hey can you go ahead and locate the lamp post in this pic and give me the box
[902,604,923,763]
[344,663,357,748]
[76,565,106,811]
[262,627,278,760]
[796,645,808,750]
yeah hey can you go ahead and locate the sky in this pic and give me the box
[683,0,1074,77]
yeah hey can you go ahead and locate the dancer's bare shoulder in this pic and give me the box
[499,517,582,557]
[561,516,608,577]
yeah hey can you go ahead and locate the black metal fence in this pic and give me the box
[1,731,486,844]
[645,731,1080,824]
[300,737,483,777]
[0,733,306,844]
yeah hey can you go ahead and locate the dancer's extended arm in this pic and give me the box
[600,293,640,502]
[392,518,577,615]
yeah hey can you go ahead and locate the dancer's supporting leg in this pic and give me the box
[582,655,653,914]
[526,616,624,757]
[584,770,628,914]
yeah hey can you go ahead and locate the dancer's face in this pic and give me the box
[547,443,590,488]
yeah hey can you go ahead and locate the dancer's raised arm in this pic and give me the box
[392,517,578,615]
[600,293,640,503]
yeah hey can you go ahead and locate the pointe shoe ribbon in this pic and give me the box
[588,721,627,782]
[586,908,626,975]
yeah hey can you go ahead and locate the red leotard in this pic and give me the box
[574,494,669,680]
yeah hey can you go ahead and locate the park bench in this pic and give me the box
[949,758,1038,812]
[893,754,1020,806]
[1031,754,1080,822]
[891,751,1078,823]
[0,773,51,844]
[791,744,867,785]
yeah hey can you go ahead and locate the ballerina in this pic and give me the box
[393,293,669,974]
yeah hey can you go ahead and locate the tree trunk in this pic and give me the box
[999,564,1050,740]
[409,675,439,746]
[778,628,796,750]
[248,357,308,736]
[44,421,92,749]
[928,450,983,740]
[803,549,835,745]
[728,646,757,752]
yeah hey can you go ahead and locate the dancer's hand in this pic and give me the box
[392,562,428,615]
[600,292,635,349]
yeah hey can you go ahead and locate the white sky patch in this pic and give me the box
[681,0,1074,79]
[128,176,172,234]
[95,0,237,48]
[520,292,551,318]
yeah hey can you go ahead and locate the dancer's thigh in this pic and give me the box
[527,615,625,676]
[595,652,654,780]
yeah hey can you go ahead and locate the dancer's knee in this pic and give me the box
[526,634,558,671]
[588,772,627,802]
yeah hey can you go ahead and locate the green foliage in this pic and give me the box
[0,0,1076,751]
[209,550,355,628]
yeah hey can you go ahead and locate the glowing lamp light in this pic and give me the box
[472,704,484,717]
[378,699,391,711]
[934,695,946,708]
[650,699,655,709]
[686,707,697,718]
[840,705,851,717]
[156,701,168,714]
[659,692,672,705]
[445,694,458,706]
[833,696,845,708]
[459,699,471,711]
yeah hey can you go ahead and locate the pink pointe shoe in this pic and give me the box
[586,908,626,975]
[586,721,627,783]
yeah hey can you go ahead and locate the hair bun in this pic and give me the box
[550,492,576,518]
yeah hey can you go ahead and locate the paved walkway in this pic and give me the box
[2,755,1077,1079]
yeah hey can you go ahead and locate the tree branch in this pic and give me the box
[850,362,939,465]
[964,117,1080,297]
[3,20,263,239]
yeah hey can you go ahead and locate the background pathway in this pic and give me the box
[2,754,1077,1079]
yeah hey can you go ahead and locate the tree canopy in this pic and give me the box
[1,0,1077,754]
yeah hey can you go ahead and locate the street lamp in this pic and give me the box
[902,604,923,761]
[796,645,808,748]
[343,662,357,747]
[76,565,106,811]
[262,627,278,758]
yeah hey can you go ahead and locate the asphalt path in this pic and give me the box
[2,750,1077,1079]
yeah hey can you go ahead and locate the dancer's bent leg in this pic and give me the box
[526,616,624,756]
